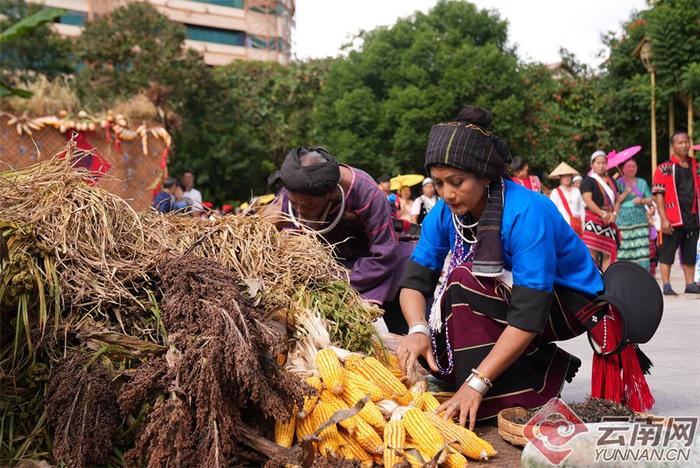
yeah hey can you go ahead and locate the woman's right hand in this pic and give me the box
[397,332,439,376]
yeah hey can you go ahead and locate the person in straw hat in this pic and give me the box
[548,162,585,236]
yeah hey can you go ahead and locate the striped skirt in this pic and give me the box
[616,206,650,270]
[582,211,619,261]
[433,265,590,421]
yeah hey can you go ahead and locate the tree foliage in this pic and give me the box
[0,0,73,84]
[2,0,697,199]
[313,0,524,178]
[169,59,329,203]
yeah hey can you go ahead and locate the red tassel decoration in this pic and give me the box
[590,307,655,412]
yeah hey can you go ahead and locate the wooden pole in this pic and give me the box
[668,98,675,157]
[689,95,695,158]
[651,71,658,176]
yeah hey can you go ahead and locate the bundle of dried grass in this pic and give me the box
[110,94,158,123]
[0,76,79,116]
[0,154,164,311]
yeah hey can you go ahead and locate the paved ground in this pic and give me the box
[560,265,700,417]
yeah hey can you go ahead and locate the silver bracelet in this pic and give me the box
[407,323,430,337]
[466,374,490,395]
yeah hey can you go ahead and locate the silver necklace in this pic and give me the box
[287,184,346,235]
[452,213,478,244]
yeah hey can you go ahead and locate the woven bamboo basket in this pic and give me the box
[497,407,529,447]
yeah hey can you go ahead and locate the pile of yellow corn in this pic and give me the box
[275,348,497,467]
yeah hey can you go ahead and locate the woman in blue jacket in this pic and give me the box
[396,107,606,429]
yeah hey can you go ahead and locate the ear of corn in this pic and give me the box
[383,420,406,468]
[320,389,357,434]
[345,370,384,401]
[274,408,296,448]
[353,419,384,455]
[339,431,373,464]
[342,385,386,429]
[355,356,409,399]
[443,449,469,468]
[316,348,345,394]
[296,410,315,440]
[404,443,431,468]
[299,376,323,419]
[401,408,445,459]
[413,392,441,412]
[312,401,342,454]
[424,411,496,460]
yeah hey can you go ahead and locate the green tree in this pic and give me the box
[169,59,330,203]
[313,0,525,178]
[73,2,210,112]
[518,53,610,178]
[0,0,73,89]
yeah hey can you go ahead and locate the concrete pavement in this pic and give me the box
[560,265,700,417]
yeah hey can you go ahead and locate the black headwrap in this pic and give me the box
[424,109,512,276]
[279,147,340,196]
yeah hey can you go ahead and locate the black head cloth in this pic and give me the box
[424,106,512,277]
[280,147,340,196]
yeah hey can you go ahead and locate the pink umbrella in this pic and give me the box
[607,145,642,170]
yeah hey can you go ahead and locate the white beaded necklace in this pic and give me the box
[452,213,478,244]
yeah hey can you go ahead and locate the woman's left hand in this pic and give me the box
[633,197,643,205]
[434,380,483,430]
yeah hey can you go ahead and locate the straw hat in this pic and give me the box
[548,162,579,179]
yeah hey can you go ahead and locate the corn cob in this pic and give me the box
[299,376,322,419]
[424,412,496,460]
[404,442,432,468]
[413,392,441,412]
[342,385,386,429]
[312,402,342,454]
[344,354,365,373]
[339,431,373,463]
[353,419,384,455]
[372,453,384,466]
[354,357,409,398]
[383,420,406,468]
[396,391,415,406]
[274,408,296,448]
[296,410,315,440]
[443,449,469,468]
[345,370,384,401]
[316,348,345,394]
[401,408,445,459]
[319,389,358,434]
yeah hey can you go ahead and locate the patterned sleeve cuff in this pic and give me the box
[651,184,666,195]
[398,260,440,297]
[507,285,553,333]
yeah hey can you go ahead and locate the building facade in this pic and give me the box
[27,0,294,65]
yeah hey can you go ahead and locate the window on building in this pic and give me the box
[248,35,288,52]
[56,10,86,26]
[191,0,244,8]
[185,25,245,46]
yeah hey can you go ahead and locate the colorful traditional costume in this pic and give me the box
[399,118,657,420]
[581,173,620,261]
[616,177,652,270]
[275,148,414,333]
